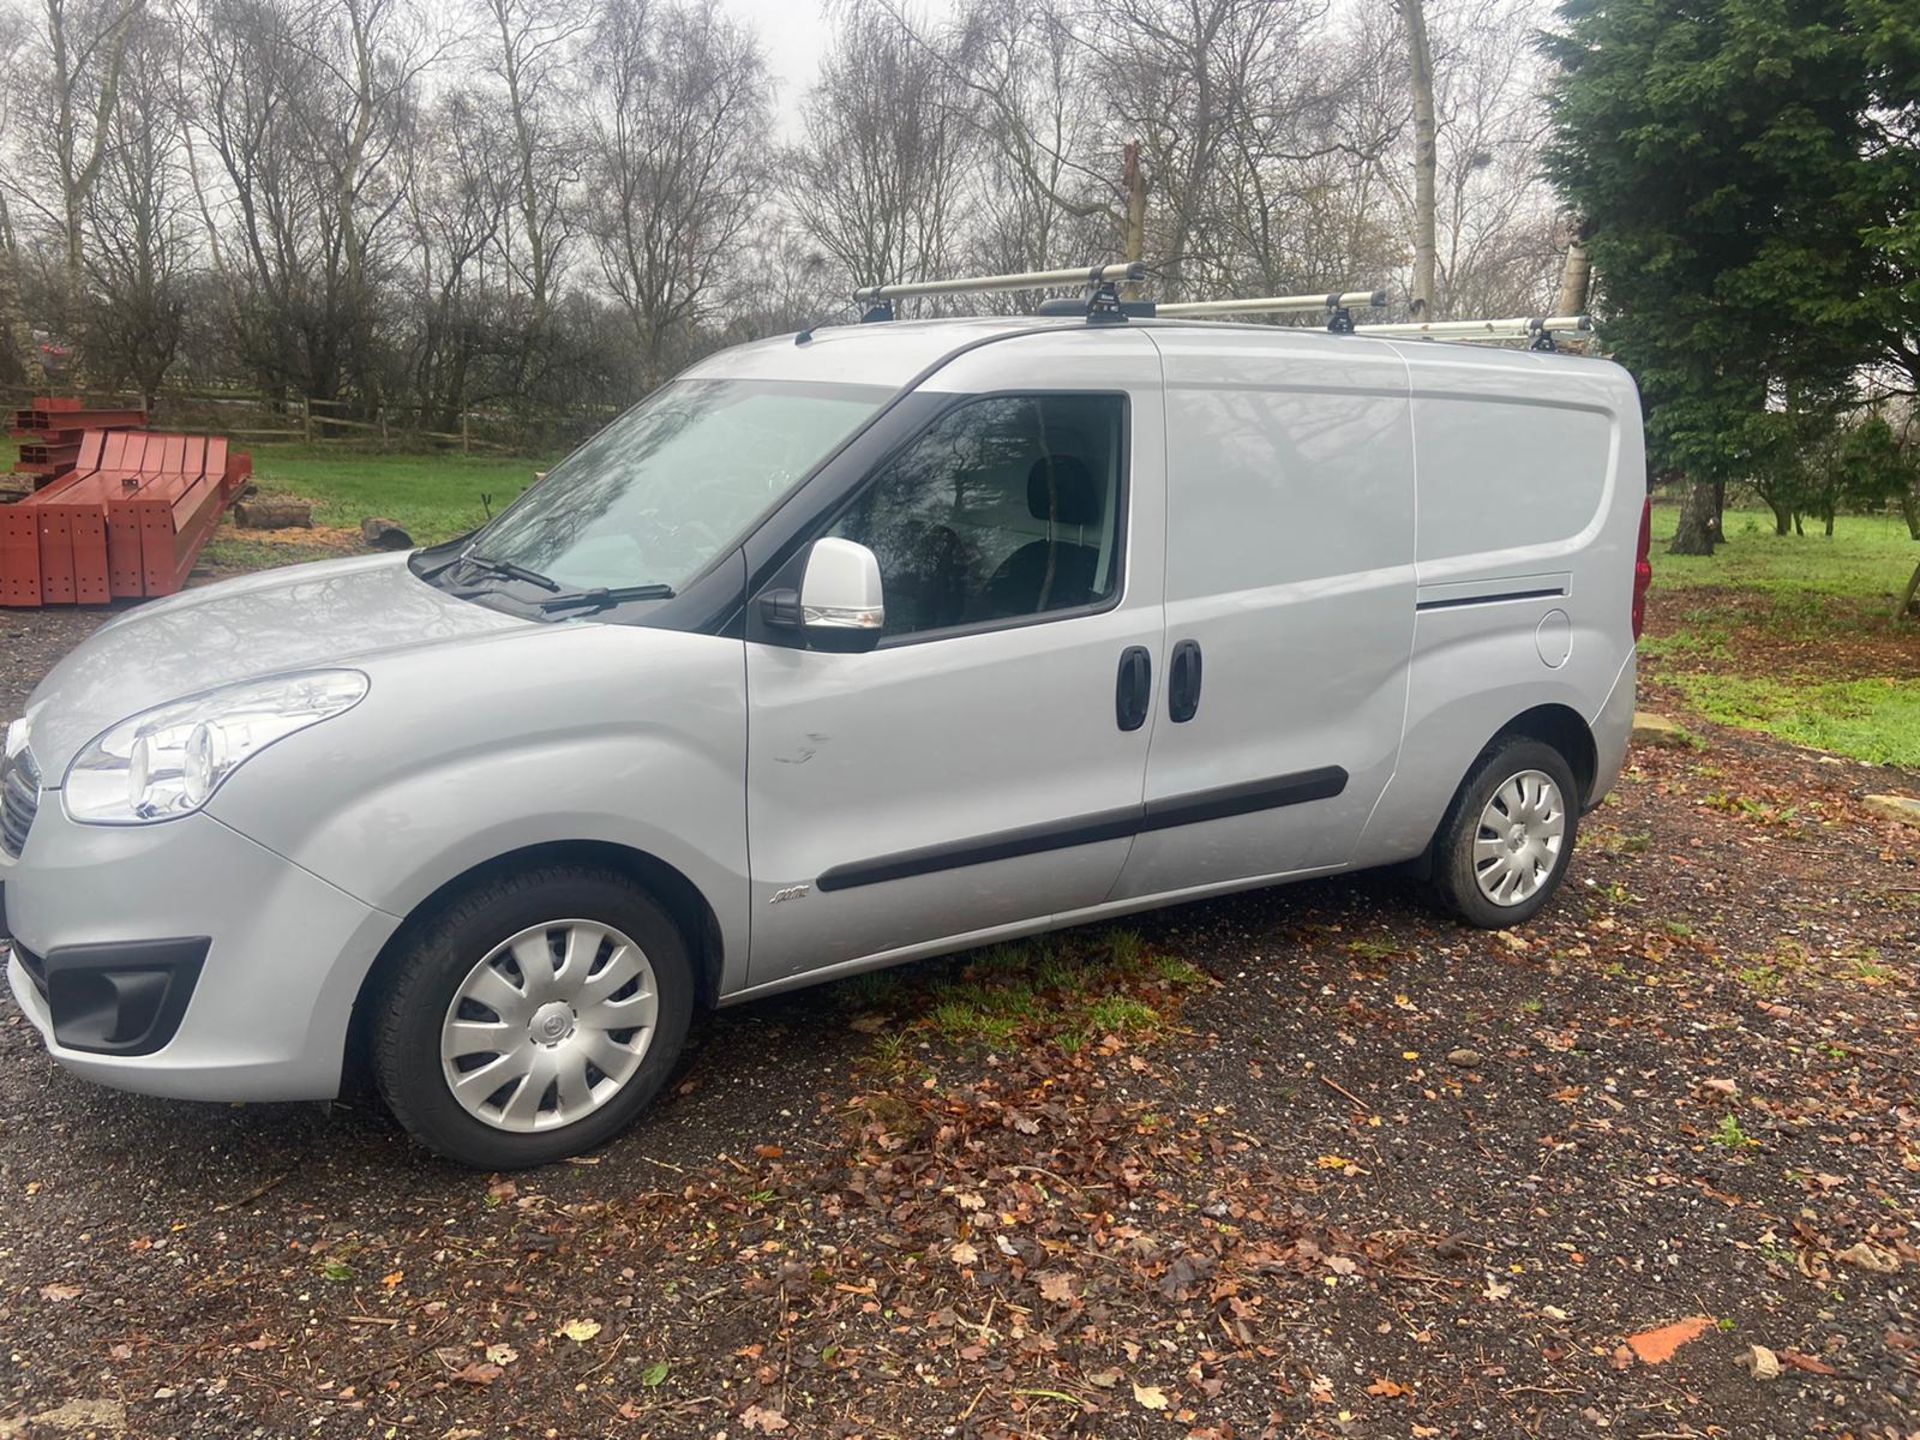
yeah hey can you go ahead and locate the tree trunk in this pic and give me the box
[0,193,46,389]
[1400,0,1438,320]
[1768,499,1792,535]
[1670,479,1718,555]
[1121,141,1146,300]
[1552,219,1593,317]
[1900,486,1919,541]
[1894,559,1920,625]
[1823,509,1835,538]
[1709,479,1725,542]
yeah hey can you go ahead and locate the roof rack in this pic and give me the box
[854,263,1147,324]
[1155,289,1387,332]
[1356,314,1590,351]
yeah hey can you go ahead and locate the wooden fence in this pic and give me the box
[0,386,612,457]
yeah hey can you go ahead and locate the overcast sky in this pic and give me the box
[726,0,959,136]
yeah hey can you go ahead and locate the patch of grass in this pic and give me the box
[1649,503,1918,603]
[1345,937,1401,961]
[243,443,552,545]
[1636,627,1735,663]
[849,927,1202,1055]
[1845,955,1895,985]
[202,535,357,572]
[1672,672,1920,769]
[1080,994,1161,1037]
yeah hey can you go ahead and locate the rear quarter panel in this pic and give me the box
[1357,347,1643,862]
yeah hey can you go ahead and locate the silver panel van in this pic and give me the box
[1,309,1649,1167]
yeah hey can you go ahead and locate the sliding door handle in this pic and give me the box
[1115,646,1151,732]
[1168,639,1202,722]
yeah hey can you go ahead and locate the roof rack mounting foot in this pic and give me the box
[859,300,894,324]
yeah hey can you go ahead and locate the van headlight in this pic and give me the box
[65,671,368,825]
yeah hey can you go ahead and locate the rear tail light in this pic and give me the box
[1631,496,1653,640]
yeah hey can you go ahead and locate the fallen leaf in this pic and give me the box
[950,1240,979,1265]
[1366,1377,1410,1398]
[739,1403,790,1433]
[1835,1242,1899,1274]
[556,1318,602,1343]
[1086,1368,1121,1389]
[1133,1382,1169,1411]
[1780,1349,1839,1376]
[1037,1272,1075,1304]
[641,1360,670,1387]
[1741,1344,1781,1381]
[38,1283,81,1302]
[1625,1315,1715,1365]
[484,1343,518,1365]
[381,1270,404,1288]
[451,1362,503,1387]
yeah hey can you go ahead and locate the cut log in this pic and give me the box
[361,517,414,550]
[234,499,313,530]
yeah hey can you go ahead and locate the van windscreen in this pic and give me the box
[466,378,890,595]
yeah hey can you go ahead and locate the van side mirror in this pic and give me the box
[777,537,883,651]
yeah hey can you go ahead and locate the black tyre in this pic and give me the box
[1430,737,1581,929]
[371,865,694,1169]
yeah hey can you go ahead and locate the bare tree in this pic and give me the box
[405,85,512,427]
[81,3,191,403]
[786,2,979,302]
[475,0,586,389]
[947,0,1124,273]
[32,0,147,338]
[584,0,771,384]
[185,0,433,404]
[0,2,47,386]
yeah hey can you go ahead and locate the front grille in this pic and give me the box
[1,746,40,858]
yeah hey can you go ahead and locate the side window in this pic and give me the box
[827,394,1126,639]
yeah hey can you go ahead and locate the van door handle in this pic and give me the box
[1168,639,1203,722]
[1115,646,1151,732]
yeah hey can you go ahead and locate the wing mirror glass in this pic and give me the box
[794,537,884,651]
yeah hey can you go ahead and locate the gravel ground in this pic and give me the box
[2,600,1917,1440]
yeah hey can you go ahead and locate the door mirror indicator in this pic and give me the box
[800,537,885,651]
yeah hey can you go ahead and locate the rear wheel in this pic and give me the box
[1430,738,1581,928]
[372,866,693,1168]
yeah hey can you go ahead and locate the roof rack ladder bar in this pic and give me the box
[1353,314,1590,341]
[855,263,1147,323]
[1154,288,1387,327]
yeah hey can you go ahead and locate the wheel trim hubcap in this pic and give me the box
[441,919,659,1134]
[1472,769,1567,907]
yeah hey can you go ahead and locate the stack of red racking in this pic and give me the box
[9,396,148,490]
[1,430,251,607]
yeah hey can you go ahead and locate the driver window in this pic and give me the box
[826,394,1126,639]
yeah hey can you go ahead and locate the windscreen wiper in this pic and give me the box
[538,583,675,614]
[456,552,561,592]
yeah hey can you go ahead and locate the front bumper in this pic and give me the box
[1,798,400,1101]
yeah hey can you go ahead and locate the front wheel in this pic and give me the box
[371,866,694,1168]
[1430,738,1581,928]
